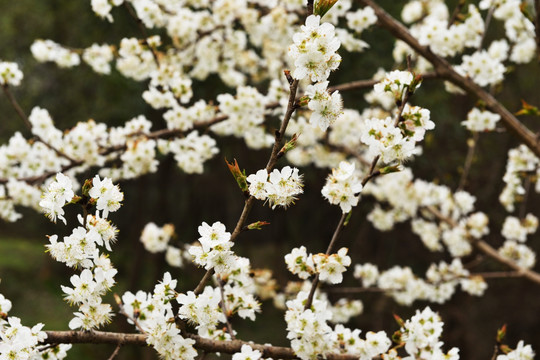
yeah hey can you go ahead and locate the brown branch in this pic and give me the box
[305,211,349,310]
[448,0,467,28]
[457,131,479,191]
[359,0,540,158]
[425,205,540,286]
[1,84,76,163]
[43,330,359,360]
[2,84,32,129]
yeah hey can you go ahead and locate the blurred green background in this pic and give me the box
[0,1,539,359]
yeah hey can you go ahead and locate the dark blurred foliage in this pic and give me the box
[0,1,539,359]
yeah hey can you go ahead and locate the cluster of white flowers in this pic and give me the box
[360,116,416,163]
[246,166,303,209]
[409,4,483,57]
[140,222,175,253]
[399,307,460,359]
[321,161,363,213]
[0,61,23,86]
[163,100,216,132]
[39,173,75,224]
[462,108,501,132]
[115,36,158,81]
[501,214,538,243]
[285,291,391,360]
[139,222,186,267]
[373,70,417,102]
[82,43,114,74]
[355,259,487,305]
[212,86,273,149]
[188,221,236,274]
[480,0,536,63]
[31,39,80,68]
[284,246,351,284]
[177,255,261,336]
[285,290,334,359]
[91,0,124,22]
[233,345,262,360]
[122,273,198,360]
[85,175,120,214]
[498,240,536,270]
[346,6,377,34]
[42,175,122,330]
[157,131,219,174]
[499,145,539,212]
[457,50,506,87]
[313,248,351,284]
[143,64,193,108]
[360,73,432,164]
[496,340,535,360]
[289,15,341,82]
[177,287,227,334]
[0,293,65,360]
[303,81,343,131]
[364,169,488,257]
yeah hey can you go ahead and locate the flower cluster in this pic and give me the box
[285,291,391,360]
[88,175,124,218]
[0,61,23,86]
[398,307,460,359]
[496,341,535,360]
[0,296,57,360]
[355,259,487,305]
[122,273,198,360]
[189,221,235,274]
[304,81,343,131]
[462,108,501,132]
[31,39,80,68]
[284,246,351,284]
[43,175,122,330]
[285,290,334,359]
[82,43,114,74]
[246,166,303,209]
[321,161,363,213]
[457,50,505,87]
[289,15,341,82]
[39,173,75,224]
[360,116,417,163]
[373,70,417,102]
[140,222,175,253]
[313,248,351,284]
[499,145,539,212]
[364,168,483,257]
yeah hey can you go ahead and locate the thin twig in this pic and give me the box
[124,2,160,66]
[425,205,540,286]
[2,84,32,129]
[107,343,122,360]
[304,211,348,310]
[480,5,496,49]
[216,277,236,340]
[1,84,76,162]
[448,0,467,28]
[457,131,479,191]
